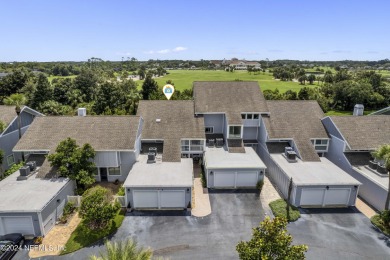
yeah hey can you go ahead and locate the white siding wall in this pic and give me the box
[204,114,224,133]
[94,152,119,167]
[243,127,257,140]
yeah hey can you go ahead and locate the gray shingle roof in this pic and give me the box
[264,101,329,162]
[193,81,269,124]
[13,116,141,151]
[329,115,390,150]
[137,100,205,162]
[0,105,17,129]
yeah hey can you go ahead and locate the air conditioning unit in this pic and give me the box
[286,151,297,160]
[285,147,293,156]
[149,147,157,156]
[19,166,31,177]
[208,139,215,147]
[26,161,37,171]
[216,138,223,148]
[147,152,156,163]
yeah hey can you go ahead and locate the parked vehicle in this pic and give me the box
[0,233,24,260]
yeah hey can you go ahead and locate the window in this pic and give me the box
[7,155,14,166]
[108,167,121,176]
[241,114,246,119]
[181,139,204,152]
[242,114,259,120]
[205,127,214,134]
[247,114,253,119]
[229,126,241,138]
[253,114,259,119]
[311,139,329,151]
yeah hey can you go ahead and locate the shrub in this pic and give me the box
[63,201,76,216]
[79,186,120,230]
[269,199,300,222]
[1,162,24,180]
[256,180,264,193]
[200,165,207,188]
[371,210,390,236]
[117,186,125,196]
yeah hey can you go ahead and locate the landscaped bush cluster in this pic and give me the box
[200,164,207,188]
[117,185,125,196]
[371,210,390,236]
[269,199,301,222]
[59,201,76,224]
[0,162,23,181]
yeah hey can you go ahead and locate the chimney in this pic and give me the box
[353,104,364,116]
[78,108,87,117]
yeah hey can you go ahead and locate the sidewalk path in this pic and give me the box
[355,197,378,219]
[29,213,81,258]
[260,175,282,218]
[192,178,211,217]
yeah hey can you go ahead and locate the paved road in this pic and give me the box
[15,190,264,260]
[288,208,390,259]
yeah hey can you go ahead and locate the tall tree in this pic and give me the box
[141,75,159,100]
[3,93,28,161]
[31,73,53,109]
[0,69,29,98]
[74,69,99,102]
[48,138,96,189]
[236,217,308,259]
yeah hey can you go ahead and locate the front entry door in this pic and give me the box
[100,168,108,181]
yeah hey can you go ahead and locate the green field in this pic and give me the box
[136,70,308,92]
[325,110,376,116]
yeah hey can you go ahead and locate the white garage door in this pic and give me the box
[236,172,258,187]
[300,189,326,206]
[133,190,159,208]
[1,216,35,235]
[214,172,236,187]
[324,188,351,206]
[160,191,186,208]
[300,188,351,207]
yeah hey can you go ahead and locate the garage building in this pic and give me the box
[124,155,193,209]
[204,147,266,188]
[0,168,73,236]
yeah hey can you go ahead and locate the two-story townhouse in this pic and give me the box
[322,115,390,210]
[193,82,267,188]
[0,105,43,173]
[258,101,361,208]
[0,111,142,236]
[124,101,204,209]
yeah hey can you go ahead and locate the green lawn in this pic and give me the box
[269,199,300,222]
[61,209,125,255]
[136,70,305,93]
[48,75,77,82]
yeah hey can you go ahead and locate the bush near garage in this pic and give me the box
[371,210,390,236]
[269,199,300,222]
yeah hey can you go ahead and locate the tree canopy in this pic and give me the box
[48,138,96,188]
[236,217,308,260]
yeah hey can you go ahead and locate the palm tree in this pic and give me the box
[3,93,27,162]
[371,144,390,210]
[89,239,153,260]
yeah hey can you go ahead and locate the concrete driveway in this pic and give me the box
[288,208,390,259]
[17,190,263,260]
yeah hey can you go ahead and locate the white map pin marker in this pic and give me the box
[163,84,175,100]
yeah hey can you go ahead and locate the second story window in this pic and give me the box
[311,139,329,152]
[229,126,242,138]
[241,113,260,120]
[205,127,214,134]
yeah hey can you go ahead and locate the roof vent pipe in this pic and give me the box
[353,104,364,116]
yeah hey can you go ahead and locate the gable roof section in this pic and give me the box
[193,81,269,124]
[0,105,17,128]
[13,116,141,151]
[137,100,205,162]
[329,115,390,150]
[264,101,329,162]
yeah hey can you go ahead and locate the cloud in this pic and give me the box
[145,46,188,55]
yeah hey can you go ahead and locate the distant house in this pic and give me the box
[0,105,43,172]
[229,60,261,70]
[322,115,390,210]
[258,101,360,208]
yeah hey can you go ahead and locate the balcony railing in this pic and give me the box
[243,119,260,127]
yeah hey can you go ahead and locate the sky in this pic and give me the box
[1,0,390,62]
